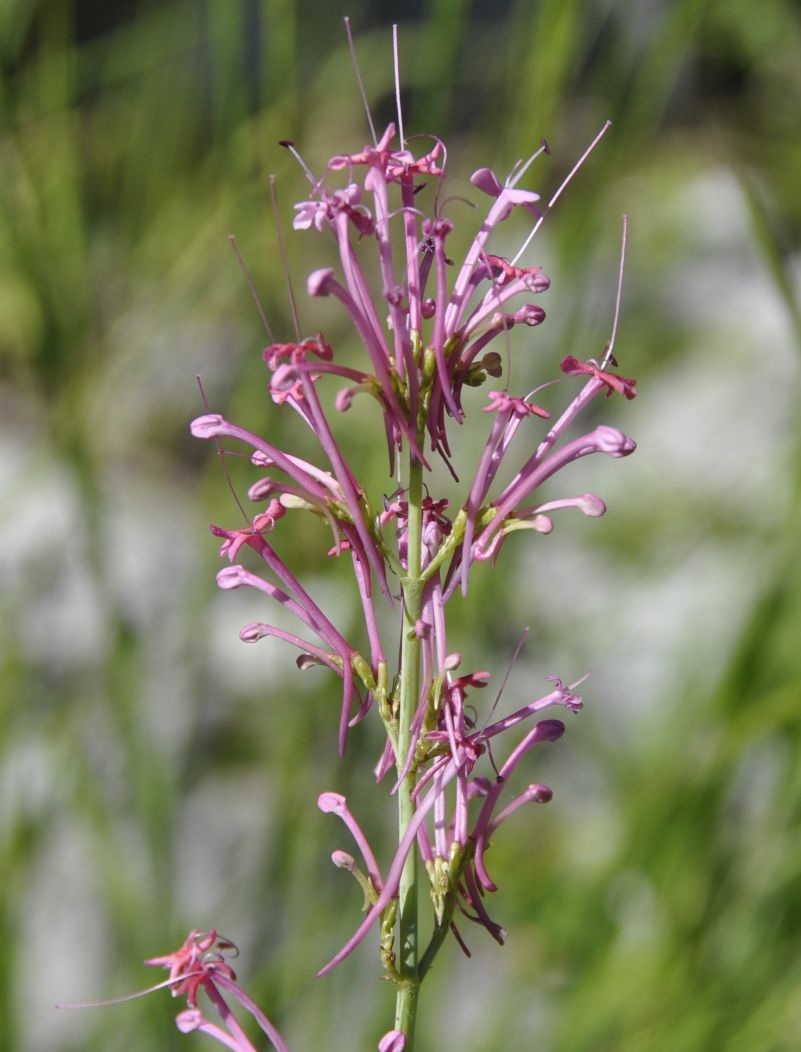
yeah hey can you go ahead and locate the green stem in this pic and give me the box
[395,451,424,1046]
[418,850,469,981]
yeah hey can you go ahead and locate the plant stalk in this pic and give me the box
[394,449,424,1046]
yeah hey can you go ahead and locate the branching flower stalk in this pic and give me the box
[67,21,638,1052]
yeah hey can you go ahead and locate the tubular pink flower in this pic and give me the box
[187,988,260,1052]
[426,215,462,421]
[239,622,341,673]
[488,783,553,835]
[471,719,565,891]
[190,414,339,503]
[444,171,541,336]
[458,388,553,595]
[483,390,550,418]
[210,974,290,1052]
[318,761,459,976]
[474,425,636,558]
[481,677,583,740]
[294,366,392,600]
[517,492,607,519]
[561,354,637,399]
[459,860,507,944]
[312,229,427,467]
[318,792,384,892]
[141,930,290,1052]
[217,563,360,755]
[61,930,289,1052]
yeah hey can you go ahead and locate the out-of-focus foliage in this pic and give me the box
[1,1,800,1050]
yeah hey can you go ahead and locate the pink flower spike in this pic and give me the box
[560,354,637,399]
[379,1030,407,1052]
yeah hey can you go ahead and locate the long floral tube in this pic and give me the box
[200,983,261,1052]
[473,424,636,559]
[212,974,291,1052]
[216,565,348,656]
[347,542,387,670]
[217,565,360,754]
[319,791,385,892]
[251,534,356,656]
[191,415,339,503]
[487,783,554,835]
[471,719,566,892]
[480,678,583,738]
[459,399,524,595]
[296,370,391,599]
[239,621,342,672]
[325,219,426,463]
[318,762,459,976]
[443,171,542,336]
[460,861,506,945]
[197,413,390,600]
[363,158,414,379]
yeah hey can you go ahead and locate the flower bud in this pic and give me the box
[307,267,336,297]
[190,414,225,439]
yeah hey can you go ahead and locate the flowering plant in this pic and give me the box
[65,22,636,1052]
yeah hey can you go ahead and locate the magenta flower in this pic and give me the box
[59,929,289,1052]
[560,354,637,398]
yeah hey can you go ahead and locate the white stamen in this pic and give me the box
[507,139,550,189]
[511,120,612,266]
[344,16,377,145]
[393,23,405,150]
[269,175,301,340]
[602,214,628,368]
[228,235,273,340]
[278,139,318,187]
[481,627,530,730]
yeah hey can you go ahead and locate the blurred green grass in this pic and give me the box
[1,1,800,1049]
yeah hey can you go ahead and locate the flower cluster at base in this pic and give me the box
[186,109,636,1040]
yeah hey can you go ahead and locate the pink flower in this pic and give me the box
[560,354,637,399]
[60,930,289,1052]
